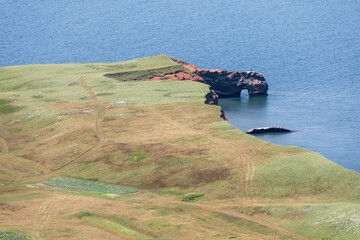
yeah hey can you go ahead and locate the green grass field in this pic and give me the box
[0,55,359,239]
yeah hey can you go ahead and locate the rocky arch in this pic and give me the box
[195,69,268,98]
[171,58,268,98]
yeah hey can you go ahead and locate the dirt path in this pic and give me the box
[54,73,105,171]
[199,204,307,240]
[1,73,105,189]
[32,194,66,239]
[206,134,255,201]
[149,104,255,200]
[0,138,9,154]
[79,73,105,141]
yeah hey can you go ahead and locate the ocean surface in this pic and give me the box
[0,0,359,172]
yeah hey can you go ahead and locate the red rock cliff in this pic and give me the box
[172,58,268,98]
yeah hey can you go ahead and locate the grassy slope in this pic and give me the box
[0,55,359,240]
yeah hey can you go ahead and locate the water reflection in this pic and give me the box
[221,95,268,110]
[241,95,268,109]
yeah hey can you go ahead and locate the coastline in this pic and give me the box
[0,55,359,239]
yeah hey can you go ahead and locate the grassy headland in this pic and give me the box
[0,55,359,239]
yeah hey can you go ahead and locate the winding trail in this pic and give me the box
[149,104,269,234]
[29,73,105,237]
[1,73,105,189]
[206,134,255,200]
[54,73,105,171]
[0,138,9,154]
[149,104,255,200]
[79,73,105,141]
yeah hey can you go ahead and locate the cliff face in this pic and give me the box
[196,69,268,97]
[172,58,268,98]
[105,57,268,99]
[204,90,219,105]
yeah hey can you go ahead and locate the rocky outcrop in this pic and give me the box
[204,90,219,105]
[220,109,228,121]
[172,58,268,97]
[196,70,267,97]
[146,71,202,82]
[246,127,294,134]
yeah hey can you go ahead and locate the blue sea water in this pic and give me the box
[0,0,359,172]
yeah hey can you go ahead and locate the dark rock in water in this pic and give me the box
[246,127,294,134]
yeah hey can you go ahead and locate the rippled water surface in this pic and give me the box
[0,0,359,172]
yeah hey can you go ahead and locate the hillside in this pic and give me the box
[0,55,359,240]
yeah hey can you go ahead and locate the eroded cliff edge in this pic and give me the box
[172,58,268,99]
[104,57,268,119]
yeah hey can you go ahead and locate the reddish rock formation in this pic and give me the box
[204,90,219,105]
[149,71,202,82]
[171,58,268,98]
[168,58,267,121]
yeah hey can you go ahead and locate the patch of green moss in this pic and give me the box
[0,99,25,115]
[125,152,149,163]
[145,219,171,228]
[76,211,96,219]
[88,218,141,238]
[24,136,36,143]
[159,190,205,202]
[181,192,205,202]
[10,128,21,133]
[32,94,44,99]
